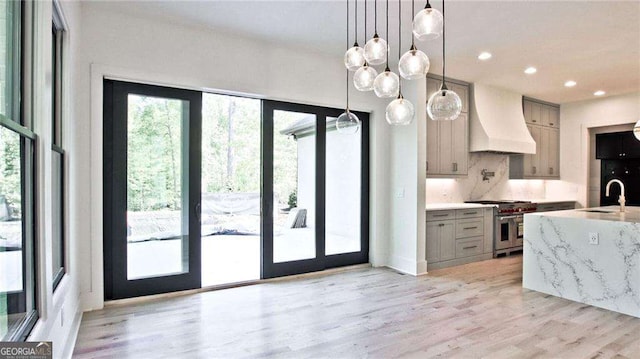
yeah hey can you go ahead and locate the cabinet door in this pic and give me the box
[540,105,551,127]
[526,101,542,125]
[622,131,640,158]
[426,221,441,263]
[524,125,541,176]
[426,118,440,175]
[596,133,623,159]
[440,221,456,261]
[449,83,468,113]
[547,106,560,128]
[451,113,468,175]
[539,127,551,177]
[438,120,454,175]
[547,128,560,177]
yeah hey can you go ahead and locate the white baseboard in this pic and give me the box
[386,255,419,276]
[61,309,83,359]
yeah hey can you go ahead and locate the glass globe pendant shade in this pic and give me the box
[344,45,366,71]
[413,7,443,41]
[386,95,415,126]
[427,88,463,121]
[336,110,361,135]
[353,64,378,91]
[373,70,399,98]
[364,35,388,66]
[398,48,431,80]
[634,120,640,141]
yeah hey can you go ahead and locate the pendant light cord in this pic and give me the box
[364,0,367,43]
[385,0,389,70]
[398,0,402,95]
[374,0,378,35]
[442,0,447,91]
[354,0,358,45]
[411,0,415,48]
[346,0,350,109]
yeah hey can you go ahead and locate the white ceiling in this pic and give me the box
[87,0,640,104]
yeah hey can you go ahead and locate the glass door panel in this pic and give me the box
[104,80,202,300]
[126,94,188,280]
[272,110,316,263]
[325,117,361,255]
[201,93,261,286]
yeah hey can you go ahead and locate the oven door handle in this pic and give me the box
[498,215,518,220]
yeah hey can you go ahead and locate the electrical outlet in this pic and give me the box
[588,232,599,245]
[396,187,405,198]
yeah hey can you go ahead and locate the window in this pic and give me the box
[0,1,37,341]
[51,2,65,290]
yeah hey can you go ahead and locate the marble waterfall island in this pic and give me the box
[523,206,640,318]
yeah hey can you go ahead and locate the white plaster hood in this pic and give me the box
[469,83,536,154]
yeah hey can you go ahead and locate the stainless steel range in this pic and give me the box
[465,200,537,257]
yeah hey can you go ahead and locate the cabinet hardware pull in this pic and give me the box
[438,223,445,227]
[452,162,458,172]
[532,166,537,174]
[463,226,478,230]
[463,245,478,250]
[433,214,449,217]
[463,212,477,215]
[549,167,553,175]
[549,123,554,126]
[426,161,429,172]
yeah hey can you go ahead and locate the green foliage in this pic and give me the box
[288,190,297,209]
[0,127,22,217]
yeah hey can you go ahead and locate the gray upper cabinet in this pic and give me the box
[510,98,561,179]
[426,75,470,177]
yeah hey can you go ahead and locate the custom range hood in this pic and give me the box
[469,83,536,154]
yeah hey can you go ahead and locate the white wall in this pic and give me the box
[547,92,640,208]
[387,78,427,276]
[76,4,392,311]
[25,1,84,358]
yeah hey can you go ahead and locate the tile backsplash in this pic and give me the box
[426,153,546,203]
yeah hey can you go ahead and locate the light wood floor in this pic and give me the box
[73,256,640,358]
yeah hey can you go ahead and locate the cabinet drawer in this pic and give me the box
[426,210,455,221]
[455,218,484,238]
[456,208,483,219]
[456,237,484,258]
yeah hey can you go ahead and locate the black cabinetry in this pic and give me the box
[600,159,640,206]
[596,131,640,159]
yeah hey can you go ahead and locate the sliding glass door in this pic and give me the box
[103,80,202,299]
[261,101,369,278]
[103,82,369,299]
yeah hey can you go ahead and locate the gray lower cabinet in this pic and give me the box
[426,208,494,270]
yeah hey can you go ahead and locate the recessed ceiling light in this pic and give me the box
[594,90,606,96]
[478,52,492,60]
[564,80,577,87]
[524,67,537,75]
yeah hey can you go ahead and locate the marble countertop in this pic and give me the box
[526,205,640,223]
[425,203,495,211]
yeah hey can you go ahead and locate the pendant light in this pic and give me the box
[386,0,415,126]
[373,0,399,98]
[364,0,387,66]
[353,0,378,91]
[413,0,443,41]
[634,120,640,141]
[399,0,430,80]
[427,0,462,121]
[344,0,365,71]
[338,0,361,135]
